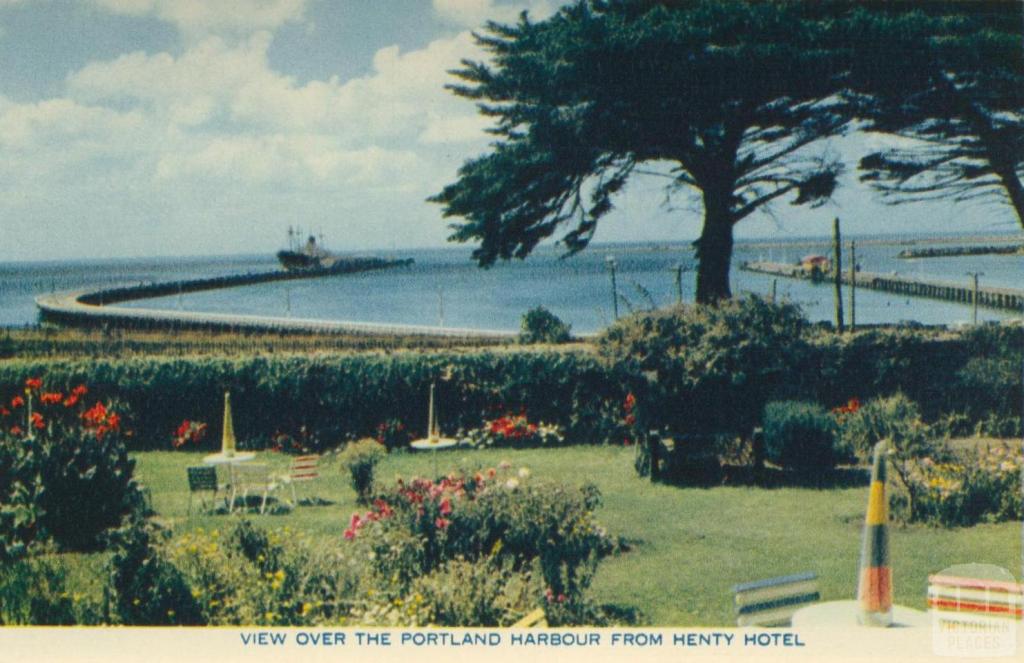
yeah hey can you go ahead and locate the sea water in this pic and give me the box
[1,236,1020,332]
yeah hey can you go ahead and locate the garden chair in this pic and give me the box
[733,572,820,627]
[278,454,322,505]
[228,463,280,515]
[512,608,548,628]
[186,465,225,515]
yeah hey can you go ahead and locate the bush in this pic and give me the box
[0,380,143,552]
[762,401,841,472]
[889,443,1022,527]
[108,519,205,626]
[339,438,387,504]
[0,553,103,625]
[344,467,608,625]
[836,393,932,462]
[167,522,363,625]
[597,296,810,436]
[519,306,572,344]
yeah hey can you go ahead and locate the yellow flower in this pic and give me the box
[300,602,312,616]
[274,569,285,582]
[192,589,203,599]
[265,611,276,621]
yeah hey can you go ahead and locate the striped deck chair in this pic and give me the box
[512,608,548,628]
[928,574,1023,622]
[281,454,321,505]
[734,572,820,627]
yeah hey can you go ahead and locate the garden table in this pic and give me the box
[410,437,458,477]
[202,451,256,465]
[791,600,928,628]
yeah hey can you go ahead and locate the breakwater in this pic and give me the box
[897,245,1023,259]
[741,262,1024,313]
[35,258,517,340]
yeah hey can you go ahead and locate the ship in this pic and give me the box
[277,227,341,272]
[277,226,415,274]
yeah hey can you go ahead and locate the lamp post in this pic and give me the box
[966,272,984,325]
[606,255,619,320]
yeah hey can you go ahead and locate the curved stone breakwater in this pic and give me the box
[897,244,1023,259]
[35,258,518,340]
[741,261,1024,312]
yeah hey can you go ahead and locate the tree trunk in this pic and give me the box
[693,189,735,304]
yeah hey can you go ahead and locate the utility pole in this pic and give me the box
[770,278,777,304]
[606,256,619,320]
[438,288,445,327]
[833,218,844,332]
[849,240,856,331]
[966,272,983,325]
[674,263,684,305]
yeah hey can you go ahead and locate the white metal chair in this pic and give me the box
[228,463,280,514]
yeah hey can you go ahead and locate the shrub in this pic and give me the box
[0,380,143,552]
[167,522,363,625]
[375,418,412,452]
[0,553,103,625]
[344,467,608,625]
[519,306,572,344]
[597,296,810,436]
[762,401,840,471]
[339,438,387,504]
[108,519,205,626]
[889,443,1022,527]
[836,393,933,462]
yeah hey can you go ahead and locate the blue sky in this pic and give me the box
[0,0,1018,262]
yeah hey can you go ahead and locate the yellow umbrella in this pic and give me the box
[221,391,237,457]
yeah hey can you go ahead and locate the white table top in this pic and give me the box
[409,437,458,451]
[792,599,929,629]
[202,451,256,465]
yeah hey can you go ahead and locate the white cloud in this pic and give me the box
[432,0,558,28]
[88,0,308,36]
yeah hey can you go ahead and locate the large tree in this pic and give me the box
[431,0,850,303]
[846,3,1024,228]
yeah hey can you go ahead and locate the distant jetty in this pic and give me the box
[897,244,1024,259]
[741,261,1024,312]
[34,257,517,340]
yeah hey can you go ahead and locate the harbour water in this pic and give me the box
[2,234,1021,333]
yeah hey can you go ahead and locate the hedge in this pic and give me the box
[1,324,1019,450]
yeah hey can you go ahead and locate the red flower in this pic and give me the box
[83,402,108,427]
[71,385,88,397]
[24,377,42,391]
[0,407,9,417]
[40,392,63,405]
[30,412,44,430]
[343,528,356,540]
[624,414,636,426]
[107,413,121,431]
[9,425,23,436]
[10,396,24,409]
[434,517,451,530]
[624,392,636,411]
[439,498,452,516]
[63,395,79,408]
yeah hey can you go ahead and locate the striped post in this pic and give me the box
[857,441,892,626]
[221,391,237,457]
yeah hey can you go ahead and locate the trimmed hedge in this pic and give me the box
[1,322,1019,449]
[0,350,637,450]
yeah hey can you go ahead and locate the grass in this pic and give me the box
[126,445,1020,626]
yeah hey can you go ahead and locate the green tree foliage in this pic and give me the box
[519,306,572,344]
[431,0,848,303]
[845,2,1024,228]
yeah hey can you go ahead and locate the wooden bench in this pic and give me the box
[734,572,820,627]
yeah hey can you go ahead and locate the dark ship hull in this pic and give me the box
[277,250,323,271]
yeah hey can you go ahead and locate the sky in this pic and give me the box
[0,0,1019,263]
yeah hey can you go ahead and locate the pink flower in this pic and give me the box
[439,498,452,516]
[434,517,450,530]
[343,528,356,540]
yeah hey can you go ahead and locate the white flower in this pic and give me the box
[518,467,531,479]
[504,478,519,490]
[499,460,512,470]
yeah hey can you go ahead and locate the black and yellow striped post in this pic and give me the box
[857,441,892,626]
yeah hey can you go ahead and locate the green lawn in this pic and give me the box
[132,446,1019,626]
